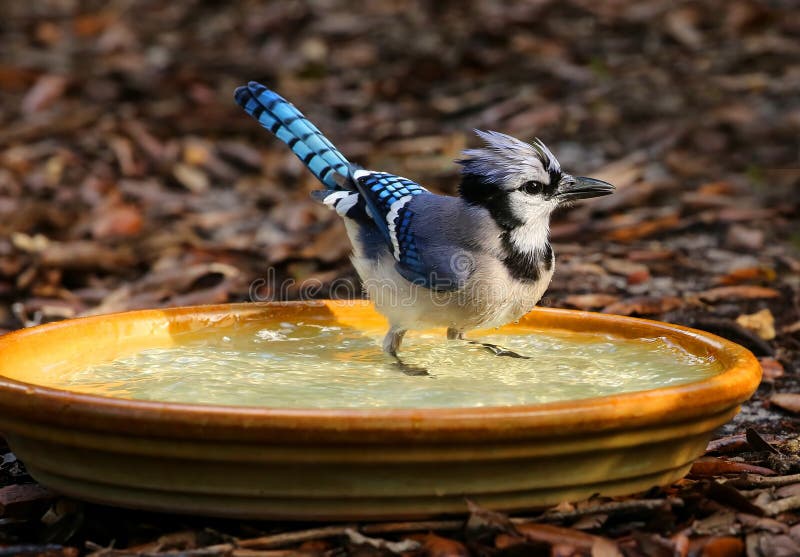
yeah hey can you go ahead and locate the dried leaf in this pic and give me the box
[692,511,741,537]
[770,394,800,415]
[605,214,682,242]
[591,537,623,557]
[21,74,68,113]
[699,536,745,557]
[172,162,210,192]
[707,435,750,455]
[689,457,776,477]
[716,266,776,286]
[706,481,764,516]
[697,286,781,303]
[564,294,620,311]
[665,6,703,49]
[514,523,598,551]
[736,513,789,535]
[0,484,55,518]
[465,499,516,535]
[39,241,137,272]
[746,532,800,557]
[736,310,776,340]
[602,258,650,284]
[417,533,469,557]
[602,296,684,316]
[745,428,780,455]
[91,203,144,239]
[758,358,784,381]
[725,225,765,251]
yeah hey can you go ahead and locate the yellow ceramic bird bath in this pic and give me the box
[0,301,760,519]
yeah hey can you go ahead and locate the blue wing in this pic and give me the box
[351,171,461,290]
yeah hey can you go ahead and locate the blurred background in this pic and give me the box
[0,0,797,358]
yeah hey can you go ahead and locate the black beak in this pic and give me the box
[556,175,615,202]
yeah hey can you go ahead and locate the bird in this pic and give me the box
[235,81,613,366]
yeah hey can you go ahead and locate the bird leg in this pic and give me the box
[383,327,429,376]
[447,327,529,359]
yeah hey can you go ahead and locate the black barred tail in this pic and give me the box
[234,82,349,189]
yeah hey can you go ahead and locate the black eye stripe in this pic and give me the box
[548,170,562,194]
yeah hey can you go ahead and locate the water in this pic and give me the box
[58,322,722,409]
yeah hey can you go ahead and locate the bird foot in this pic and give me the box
[467,340,530,359]
[391,360,430,376]
[449,327,528,357]
[384,327,430,376]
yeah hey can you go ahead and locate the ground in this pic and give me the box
[0,1,799,555]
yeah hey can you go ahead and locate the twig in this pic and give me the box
[86,541,234,557]
[236,519,467,550]
[761,495,800,517]
[706,434,748,454]
[237,526,356,549]
[522,498,683,522]
[726,473,800,489]
[231,551,321,557]
[361,519,464,535]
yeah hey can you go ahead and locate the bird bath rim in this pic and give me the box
[0,301,760,443]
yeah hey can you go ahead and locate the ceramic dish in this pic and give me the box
[0,301,761,519]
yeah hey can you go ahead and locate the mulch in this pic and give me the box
[0,0,798,555]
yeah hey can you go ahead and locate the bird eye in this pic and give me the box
[520,180,544,195]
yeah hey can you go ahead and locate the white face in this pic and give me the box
[506,188,561,225]
[503,162,564,226]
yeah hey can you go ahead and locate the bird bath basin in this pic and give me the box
[0,301,760,520]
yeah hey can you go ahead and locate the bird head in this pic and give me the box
[457,130,614,229]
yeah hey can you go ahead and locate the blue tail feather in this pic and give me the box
[234,82,349,189]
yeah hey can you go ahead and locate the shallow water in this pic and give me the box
[58,322,722,409]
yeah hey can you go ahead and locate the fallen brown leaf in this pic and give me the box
[716,266,776,286]
[602,296,684,316]
[770,394,800,414]
[414,533,469,557]
[592,536,624,557]
[605,214,682,242]
[697,286,781,303]
[21,74,68,113]
[514,522,606,552]
[39,241,137,271]
[725,225,765,251]
[736,512,789,534]
[465,499,516,535]
[689,457,776,477]
[564,293,620,311]
[672,532,690,557]
[735,309,776,340]
[706,481,764,516]
[0,483,55,518]
[91,203,144,239]
[758,358,784,381]
[699,536,744,557]
[493,532,547,552]
[780,320,800,335]
[746,532,800,556]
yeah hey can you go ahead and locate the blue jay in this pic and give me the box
[235,82,613,362]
